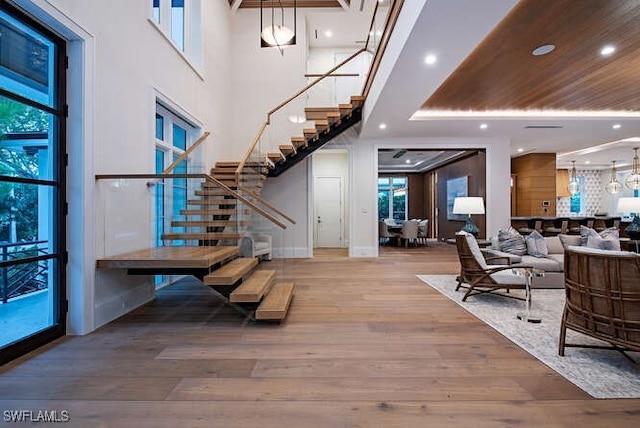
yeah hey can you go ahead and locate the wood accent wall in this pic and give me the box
[436,152,486,240]
[511,153,557,216]
[556,169,571,198]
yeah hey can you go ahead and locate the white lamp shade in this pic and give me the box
[617,197,640,214]
[452,197,485,215]
[261,25,295,46]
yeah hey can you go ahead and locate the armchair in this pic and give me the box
[240,233,272,261]
[559,246,640,356]
[454,232,528,301]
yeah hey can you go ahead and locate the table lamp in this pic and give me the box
[617,197,640,239]
[453,197,485,237]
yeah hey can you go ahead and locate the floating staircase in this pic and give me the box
[97,95,365,323]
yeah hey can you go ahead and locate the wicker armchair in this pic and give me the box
[454,232,528,301]
[559,246,640,356]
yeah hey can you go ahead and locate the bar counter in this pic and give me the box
[511,216,632,238]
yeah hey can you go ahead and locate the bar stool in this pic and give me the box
[544,217,570,236]
[569,217,595,235]
[518,217,544,235]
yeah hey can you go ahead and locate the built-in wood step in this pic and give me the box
[256,282,295,321]
[291,136,307,149]
[314,119,329,133]
[203,257,259,286]
[171,220,248,228]
[215,161,240,168]
[350,95,365,108]
[303,128,318,140]
[305,107,340,121]
[96,246,239,269]
[180,208,248,216]
[268,152,286,163]
[326,111,341,125]
[187,199,239,206]
[338,103,353,117]
[161,232,244,241]
[195,189,236,197]
[201,181,262,190]
[211,173,237,181]
[229,269,276,303]
[279,145,296,156]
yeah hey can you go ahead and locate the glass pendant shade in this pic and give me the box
[605,160,623,194]
[567,160,579,195]
[626,148,640,191]
[261,25,295,46]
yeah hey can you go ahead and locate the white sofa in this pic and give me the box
[483,235,572,288]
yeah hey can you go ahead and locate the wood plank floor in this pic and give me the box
[1,243,639,427]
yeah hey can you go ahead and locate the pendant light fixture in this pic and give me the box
[567,160,580,195]
[605,160,623,194]
[260,0,297,52]
[625,147,640,191]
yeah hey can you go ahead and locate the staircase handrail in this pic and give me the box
[95,172,288,230]
[234,0,404,181]
[238,185,297,225]
[235,48,366,180]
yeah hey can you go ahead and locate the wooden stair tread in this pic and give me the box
[291,136,307,148]
[204,257,259,286]
[187,199,239,206]
[279,145,296,155]
[171,220,248,227]
[305,107,340,121]
[180,209,244,215]
[96,246,239,269]
[267,152,286,162]
[161,232,244,241]
[256,282,295,321]
[230,270,276,303]
[350,95,365,108]
[314,119,329,132]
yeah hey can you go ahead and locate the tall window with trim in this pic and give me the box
[151,0,201,61]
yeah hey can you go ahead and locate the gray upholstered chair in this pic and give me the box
[454,232,528,302]
[378,221,398,246]
[399,220,419,247]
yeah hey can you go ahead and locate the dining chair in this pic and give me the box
[399,220,419,248]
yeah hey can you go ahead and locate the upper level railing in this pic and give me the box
[235,0,404,185]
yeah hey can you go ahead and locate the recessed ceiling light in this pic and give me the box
[532,44,555,56]
[600,45,616,56]
[479,123,488,130]
[424,54,437,65]
[379,123,387,130]
[324,30,333,38]
[585,161,591,165]
[288,115,306,124]
[517,148,524,153]
[405,159,411,164]
[613,123,622,129]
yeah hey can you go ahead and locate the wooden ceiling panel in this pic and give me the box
[230,1,346,8]
[421,0,640,112]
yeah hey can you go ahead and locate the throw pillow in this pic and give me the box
[525,230,548,257]
[559,233,581,249]
[579,225,620,246]
[586,234,621,251]
[497,226,527,256]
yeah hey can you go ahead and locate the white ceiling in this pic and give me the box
[304,0,640,172]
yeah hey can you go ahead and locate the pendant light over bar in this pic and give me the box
[605,160,623,195]
[625,147,640,191]
[567,160,579,195]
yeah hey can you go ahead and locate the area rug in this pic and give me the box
[417,274,640,399]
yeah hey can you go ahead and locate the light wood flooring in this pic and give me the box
[1,243,639,427]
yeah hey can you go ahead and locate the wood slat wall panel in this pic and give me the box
[421,0,640,112]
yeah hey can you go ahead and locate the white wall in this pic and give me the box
[20,0,234,333]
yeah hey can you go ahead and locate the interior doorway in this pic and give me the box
[312,150,349,248]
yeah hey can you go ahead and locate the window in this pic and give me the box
[151,0,201,63]
[378,176,408,221]
[154,103,197,287]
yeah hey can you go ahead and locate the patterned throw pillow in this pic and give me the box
[579,225,619,246]
[525,230,548,257]
[586,234,621,251]
[498,226,527,255]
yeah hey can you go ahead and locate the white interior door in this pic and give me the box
[315,176,343,248]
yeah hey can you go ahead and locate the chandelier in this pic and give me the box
[605,160,623,194]
[567,160,579,195]
[625,147,640,191]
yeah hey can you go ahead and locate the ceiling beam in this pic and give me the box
[336,0,349,11]
[231,0,244,12]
